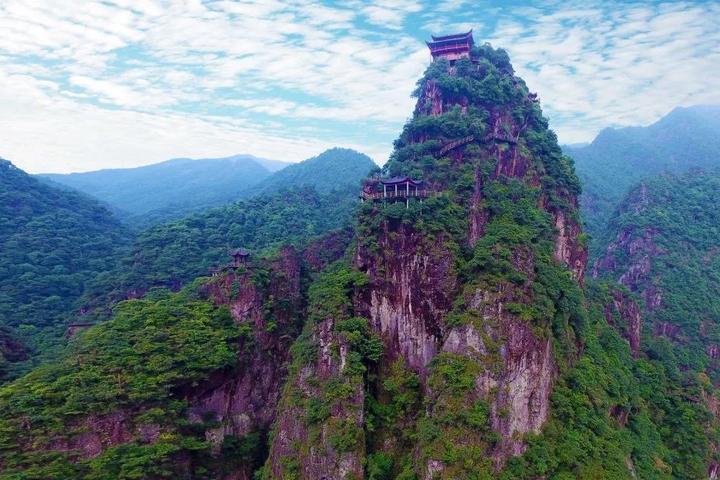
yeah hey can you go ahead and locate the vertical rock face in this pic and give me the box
[442,288,555,462]
[266,317,365,480]
[355,222,458,374]
[551,203,588,284]
[192,247,303,478]
[593,227,661,308]
[603,288,643,357]
[264,264,371,480]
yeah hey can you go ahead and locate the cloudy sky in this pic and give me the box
[1,0,718,173]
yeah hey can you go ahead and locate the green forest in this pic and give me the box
[0,31,719,480]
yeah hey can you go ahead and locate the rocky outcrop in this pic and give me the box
[430,245,555,470]
[551,206,587,284]
[593,227,662,310]
[442,290,555,463]
[48,411,135,459]
[266,317,365,480]
[603,288,643,357]
[192,247,303,478]
[355,221,458,375]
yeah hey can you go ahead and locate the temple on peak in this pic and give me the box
[426,30,474,63]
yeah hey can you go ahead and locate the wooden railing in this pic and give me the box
[484,133,517,145]
[361,189,430,201]
[438,135,475,155]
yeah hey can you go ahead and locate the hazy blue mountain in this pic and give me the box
[244,147,377,197]
[40,154,279,226]
[254,158,292,172]
[566,104,720,254]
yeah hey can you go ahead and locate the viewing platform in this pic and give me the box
[360,176,430,207]
[211,248,251,276]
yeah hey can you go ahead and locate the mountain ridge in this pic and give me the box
[566,104,720,254]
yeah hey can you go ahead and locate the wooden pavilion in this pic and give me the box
[426,30,475,63]
[360,176,428,208]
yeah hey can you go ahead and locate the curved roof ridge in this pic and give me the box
[430,29,473,42]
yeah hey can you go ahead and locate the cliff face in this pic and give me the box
[190,247,303,478]
[602,287,643,358]
[266,316,365,479]
[264,264,373,480]
[265,46,586,479]
[354,223,458,375]
[592,225,662,310]
[441,287,556,463]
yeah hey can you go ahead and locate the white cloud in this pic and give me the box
[0,0,717,172]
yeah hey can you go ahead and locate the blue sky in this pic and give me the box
[1,0,718,173]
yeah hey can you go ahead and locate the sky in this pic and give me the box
[1,0,718,174]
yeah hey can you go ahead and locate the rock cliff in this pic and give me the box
[265,44,587,479]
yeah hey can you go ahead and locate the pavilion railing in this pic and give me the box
[361,189,431,201]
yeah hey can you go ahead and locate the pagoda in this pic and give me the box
[426,30,474,63]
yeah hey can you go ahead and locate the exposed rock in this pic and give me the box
[654,321,682,341]
[49,411,134,459]
[355,221,458,375]
[192,246,303,477]
[441,286,555,467]
[552,206,587,284]
[610,405,630,427]
[603,289,643,357]
[36,248,304,475]
[709,345,720,360]
[266,317,365,480]
[593,227,663,310]
[468,169,488,246]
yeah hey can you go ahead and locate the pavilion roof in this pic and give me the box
[430,30,474,42]
[229,247,250,257]
[381,176,423,186]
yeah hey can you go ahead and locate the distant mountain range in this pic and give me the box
[40,149,376,227]
[565,104,720,254]
[39,154,287,226]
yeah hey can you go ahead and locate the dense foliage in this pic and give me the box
[41,155,274,227]
[82,186,360,313]
[0,284,245,479]
[594,170,720,378]
[566,105,720,256]
[0,160,132,378]
[504,281,715,480]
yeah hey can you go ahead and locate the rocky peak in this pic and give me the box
[264,43,588,479]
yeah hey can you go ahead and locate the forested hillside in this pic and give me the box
[41,155,277,226]
[0,159,132,378]
[80,186,360,315]
[242,148,376,198]
[567,105,720,252]
[593,169,720,377]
